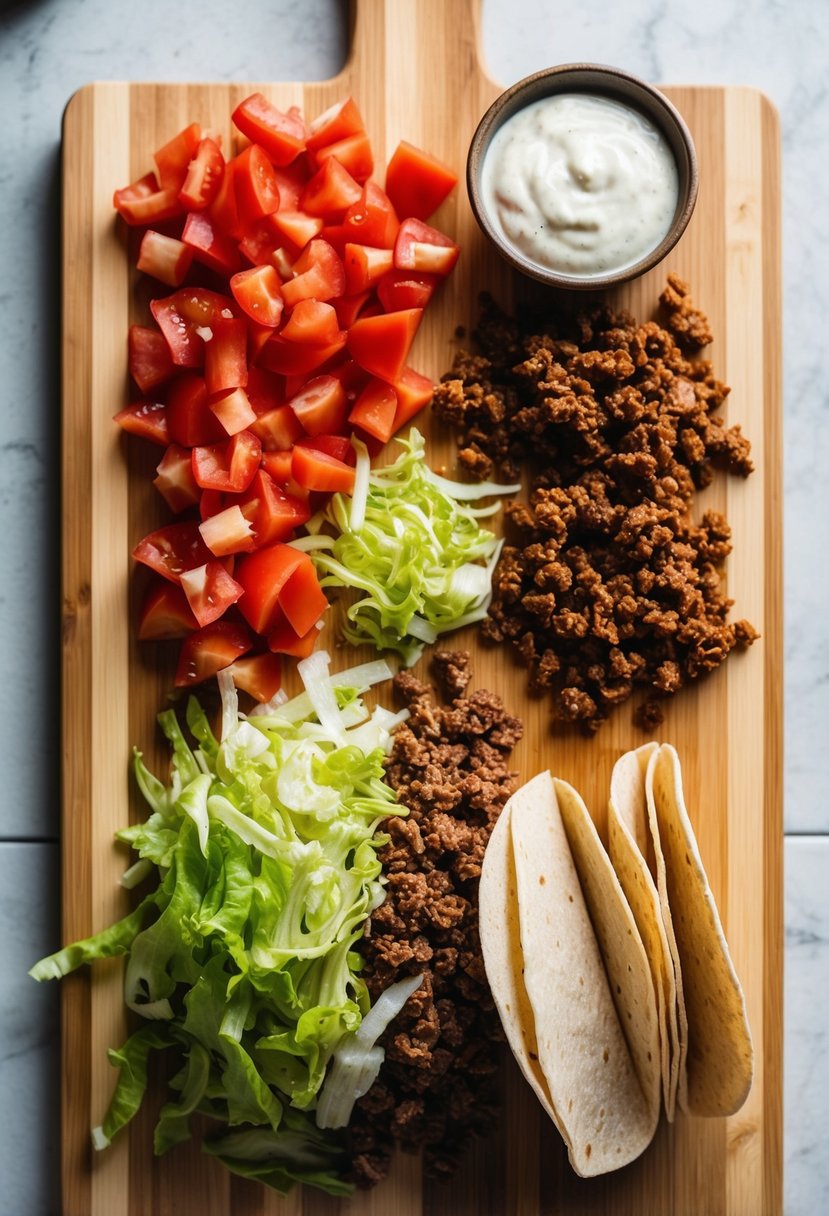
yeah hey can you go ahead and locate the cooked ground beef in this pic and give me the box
[349,655,522,1186]
[432,277,758,731]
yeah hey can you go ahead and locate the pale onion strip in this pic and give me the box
[119,858,153,890]
[297,651,348,744]
[422,466,521,500]
[349,437,371,533]
[217,669,239,742]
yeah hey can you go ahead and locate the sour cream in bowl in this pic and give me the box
[467,64,698,290]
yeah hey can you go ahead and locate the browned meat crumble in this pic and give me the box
[349,655,522,1186]
[432,278,758,731]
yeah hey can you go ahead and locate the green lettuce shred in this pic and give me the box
[30,684,405,1197]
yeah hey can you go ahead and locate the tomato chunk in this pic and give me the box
[234,543,307,634]
[204,317,249,397]
[279,558,329,635]
[306,97,365,151]
[209,386,257,436]
[180,560,244,627]
[347,308,423,383]
[192,430,262,493]
[179,137,225,210]
[198,504,255,557]
[154,443,201,512]
[113,173,183,227]
[137,579,199,641]
[288,375,348,436]
[225,651,283,702]
[267,612,320,658]
[280,300,341,346]
[348,377,398,443]
[234,143,282,225]
[128,325,174,394]
[182,211,242,276]
[114,400,169,447]
[166,373,227,446]
[137,231,193,287]
[175,620,255,686]
[133,521,214,584]
[281,239,346,308]
[376,269,438,313]
[292,443,356,493]
[392,365,434,432]
[230,265,284,328]
[315,134,374,185]
[232,93,307,166]
[385,140,458,220]
[343,243,394,294]
[394,217,460,275]
[151,288,237,368]
[341,182,399,249]
[154,122,201,190]
[300,158,362,220]
[269,210,323,252]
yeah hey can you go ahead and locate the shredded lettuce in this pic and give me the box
[30,656,407,1197]
[292,428,517,663]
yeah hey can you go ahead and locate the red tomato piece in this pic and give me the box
[347,308,423,383]
[238,469,311,546]
[315,134,373,184]
[154,443,201,513]
[154,122,201,190]
[132,521,214,584]
[393,217,460,276]
[209,386,258,435]
[300,158,362,220]
[199,488,226,520]
[260,450,293,486]
[258,334,346,377]
[291,444,356,493]
[267,612,320,659]
[208,155,243,240]
[234,143,282,225]
[225,651,283,702]
[179,137,225,211]
[230,265,284,329]
[232,93,307,166]
[151,288,237,368]
[306,96,366,152]
[250,404,305,451]
[137,231,193,287]
[192,430,262,493]
[348,377,398,443]
[166,373,227,446]
[331,291,372,329]
[204,317,249,397]
[128,325,174,394]
[376,269,438,313]
[198,504,255,557]
[392,365,434,432]
[280,239,346,308]
[269,210,323,252]
[384,140,458,221]
[114,400,169,447]
[113,173,183,227]
[245,366,284,414]
[341,182,400,249]
[137,579,198,641]
[317,223,348,255]
[234,543,306,634]
[182,211,242,276]
[298,434,355,464]
[180,560,244,628]
[279,558,329,635]
[343,243,394,294]
[280,300,341,346]
[175,619,255,687]
[272,162,310,211]
[288,375,348,436]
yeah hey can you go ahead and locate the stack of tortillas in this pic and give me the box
[478,742,753,1177]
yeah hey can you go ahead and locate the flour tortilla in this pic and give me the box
[554,778,661,1135]
[506,772,655,1176]
[646,744,754,1116]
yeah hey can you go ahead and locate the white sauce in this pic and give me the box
[480,92,679,277]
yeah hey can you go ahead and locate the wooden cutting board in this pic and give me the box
[60,0,782,1212]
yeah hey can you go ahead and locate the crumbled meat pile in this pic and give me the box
[432,275,758,731]
[349,654,522,1187]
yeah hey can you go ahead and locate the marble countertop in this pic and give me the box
[0,1,825,1212]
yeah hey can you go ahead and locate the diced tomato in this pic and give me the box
[234,143,282,225]
[394,217,459,275]
[245,365,284,414]
[250,403,305,451]
[198,504,255,557]
[272,162,309,211]
[229,265,284,329]
[348,378,398,443]
[288,375,348,436]
[291,444,355,493]
[281,300,341,346]
[192,430,262,493]
[347,308,423,383]
[234,543,307,634]
[343,243,394,294]
[385,140,458,221]
[376,269,438,313]
[137,231,193,287]
[269,210,323,252]
[225,651,283,702]
[260,450,293,486]
[204,317,249,397]
[179,137,225,210]
[133,521,214,584]
[180,560,244,627]
[317,222,348,255]
[137,579,198,641]
[199,488,226,520]
[114,400,169,446]
[209,386,257,435]
[128,325,174,393]
[280,239,346,308]
[299,434,355,464]
[300,158,362,220]
[154,122,201,190]
[341,182,399,249]
[238,469,311,546]
[328,357,371,404]
[208,156,243,240]
[182,211,242,276]
[392,365,434,432]
[267,611,320,658]
[279,557,328,635]
[247,322,274,363]
[175,619,255,686]
[306,96,365,152]
[232,93,307,166]
[166,373,227,446]
[154,443,201,512]
[113,173,183,227]
[331,291,372,329]
[258,334,345,377]
[151,288,237,368]
[315,134,373,184]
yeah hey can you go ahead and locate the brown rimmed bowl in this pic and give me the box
[467,63,699,291]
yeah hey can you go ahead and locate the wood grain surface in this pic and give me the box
[60,0,782,1212]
